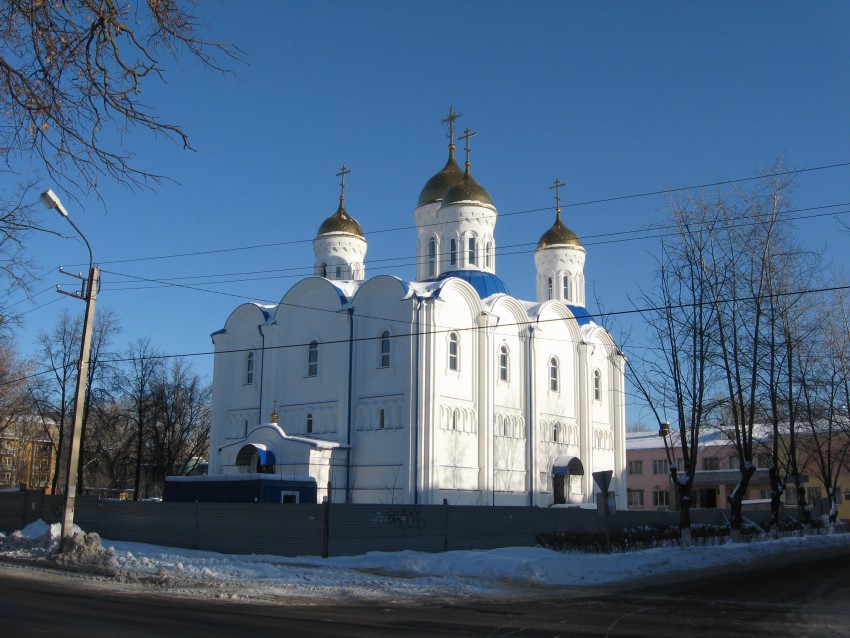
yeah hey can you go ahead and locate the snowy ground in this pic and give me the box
[1,520,848,603]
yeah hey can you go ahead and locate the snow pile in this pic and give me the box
[0,520,117,573]
[1,520,848,601]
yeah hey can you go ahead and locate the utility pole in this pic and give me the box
[40,190,99,544]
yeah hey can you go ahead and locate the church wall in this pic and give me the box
[426,282,481,504]
[267,280,350,448]
[210,304,267,473]
[348,277,415,504]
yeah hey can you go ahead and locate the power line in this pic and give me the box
[6,281,849,388]
[69,161,850,268]
[100,201,850,292]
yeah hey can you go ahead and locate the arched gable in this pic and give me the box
[218,302,272,340]
[274,276,349,324]
[486,294,531,336]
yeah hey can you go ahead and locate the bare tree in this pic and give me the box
[629,194,723,545]
[117,338,162,501]
[29,307,117,493]
[0,339,31,433]
[146,358,210,497]
[1,0,236,192]
[0,1,236,327]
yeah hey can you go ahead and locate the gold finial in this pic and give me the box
[336,164,351,202]
[549,178,566,218]
[458,127,477,176]
[442,106,462,149]
[271,399,278,424]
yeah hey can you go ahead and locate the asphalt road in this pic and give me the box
[1,547,848,637]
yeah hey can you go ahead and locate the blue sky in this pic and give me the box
[14,2,850,425]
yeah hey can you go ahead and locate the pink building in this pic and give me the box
[625,430,778,511]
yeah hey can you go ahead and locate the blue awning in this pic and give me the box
[553,456,585,476]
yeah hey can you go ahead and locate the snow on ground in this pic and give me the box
[1,520,849,602]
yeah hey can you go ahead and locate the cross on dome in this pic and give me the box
[442,106,461,149]
[336,164,351,201]
[459,127,477,175]
[549,178,566,216]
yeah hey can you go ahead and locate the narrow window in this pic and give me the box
[499,345,509,382]
[306,413,313,433]
[335,265,342,279]
[243,419,248,437]
[593,369,601,400]
[307,341,318,377]
[428,237,437,277]
[549,357,559,392]
[245,351,255,385]
[448,332,459,371]
[485,241,492,269]
[563,275,571,301]
[553,426,559,443]
[450,238,457,266]
[380,331,391,368]
[379,408,385,429]
[452,410,458,430]
[468,236,476,265]
[547,277,553,300]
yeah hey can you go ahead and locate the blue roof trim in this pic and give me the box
[328,283,349,305]
[426,270,510,299]
[566,304,596,326]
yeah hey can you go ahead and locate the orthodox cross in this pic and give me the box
[442,106,461,147]
[549,178,565,214]
[336,164,351,201]
[458,127,477,171]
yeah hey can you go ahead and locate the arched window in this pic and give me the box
[306,413,313,433]
[499,344,509,382]
[563,274,571,301]
[547,277,553,300]
[468,236,477,265]
[549,357,559,392]
[448,332,459,371]
[380,330,391,368]
[452,410,458,431]
[428,237,437,277]
[593,369,601,401]
[307,341,318,377]
[485,241,493,269]
[335,265,343,279]
[379,408,385,429]
[450,238,457,266]
[245,351,255,385]
[243,419,248,437]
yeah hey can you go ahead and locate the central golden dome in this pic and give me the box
[417,147,464,207]
[441,170,493,207]
[317,199,364,237]
[537,210,581,248]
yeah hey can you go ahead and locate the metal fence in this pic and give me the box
[0,492,800,558]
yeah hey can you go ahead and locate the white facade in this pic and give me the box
[208,125,627,508]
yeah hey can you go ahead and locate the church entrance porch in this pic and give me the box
[552,456,585,505]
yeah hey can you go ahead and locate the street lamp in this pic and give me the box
[40,189,100,545]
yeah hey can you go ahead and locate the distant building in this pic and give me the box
[0,416,58,492]
[626,426,848,521]
[200,113,627,507]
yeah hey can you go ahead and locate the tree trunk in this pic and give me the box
[678,484,693,547]
[768,465,782,539]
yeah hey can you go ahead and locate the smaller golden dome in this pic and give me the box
[418,147,464,207]
[317,198,364,237]
[537,209,581,248]
[441,171,493,207]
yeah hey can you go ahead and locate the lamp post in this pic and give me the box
[40,189,100,544]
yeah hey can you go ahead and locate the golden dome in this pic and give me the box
[537,209,581,248]
[441,170,493,207]
[317,198,364,237]
[417,147,464,206]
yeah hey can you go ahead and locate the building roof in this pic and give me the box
[417,147,464,206]
[425,269,510,298]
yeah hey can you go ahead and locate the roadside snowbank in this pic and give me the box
[1,520,848,601]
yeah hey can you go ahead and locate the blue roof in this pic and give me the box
[427,270,510,298]
[566,304,596,326]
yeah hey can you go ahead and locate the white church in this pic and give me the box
[203,112,627,508]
